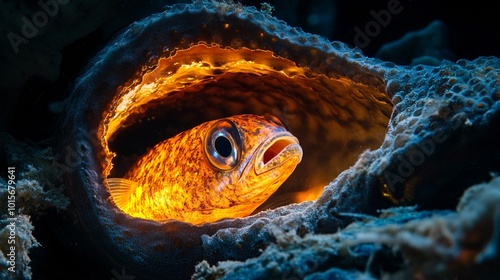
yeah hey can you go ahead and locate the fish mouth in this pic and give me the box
[254,132,303,175]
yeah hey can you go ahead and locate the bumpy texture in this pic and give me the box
[56,1,500,279]
[194,176,500,279]
[0,133,69,279]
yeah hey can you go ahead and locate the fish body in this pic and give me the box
[108,114,302,224]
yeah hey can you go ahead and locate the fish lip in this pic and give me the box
[253,132,303,175]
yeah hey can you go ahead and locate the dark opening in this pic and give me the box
[263,139,292,164]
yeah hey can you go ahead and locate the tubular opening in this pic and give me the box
[101,44,393,213]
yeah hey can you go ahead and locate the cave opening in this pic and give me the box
[101,44,393,219]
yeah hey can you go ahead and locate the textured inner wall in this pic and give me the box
[105,45,393,207]
[196,62,500,277]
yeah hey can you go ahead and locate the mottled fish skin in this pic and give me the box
[108,114,302,224]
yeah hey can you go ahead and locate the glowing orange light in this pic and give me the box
[294,185,324,202]
[106,113,303,225]
[102,45,308,142]
[100,43,392,223]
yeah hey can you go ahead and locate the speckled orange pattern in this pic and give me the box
[108,114,302,224]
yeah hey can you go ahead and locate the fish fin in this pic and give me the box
[107,178,137,210]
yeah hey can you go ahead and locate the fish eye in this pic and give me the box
[214,136,232,157]
[204,120,241,171]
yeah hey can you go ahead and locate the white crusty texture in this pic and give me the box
[194,176,500,279]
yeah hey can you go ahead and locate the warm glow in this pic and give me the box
[101,43,393,223]
[294,185,325,202]
[107,115,302,225]
[103,44,308,143]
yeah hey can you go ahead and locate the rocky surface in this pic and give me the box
[194,176,500,279]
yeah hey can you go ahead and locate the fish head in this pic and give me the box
[203,114,303,212]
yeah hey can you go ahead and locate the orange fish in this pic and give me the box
[107,114,302,225]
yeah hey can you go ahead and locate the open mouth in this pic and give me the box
[263,139,297,164]
[255,134,303,175]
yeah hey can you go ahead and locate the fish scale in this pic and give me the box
[107,114,302,225]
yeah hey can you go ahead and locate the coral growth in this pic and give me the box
[0,215,38,280]
[194,176,500,279]
[0,133,69,279]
